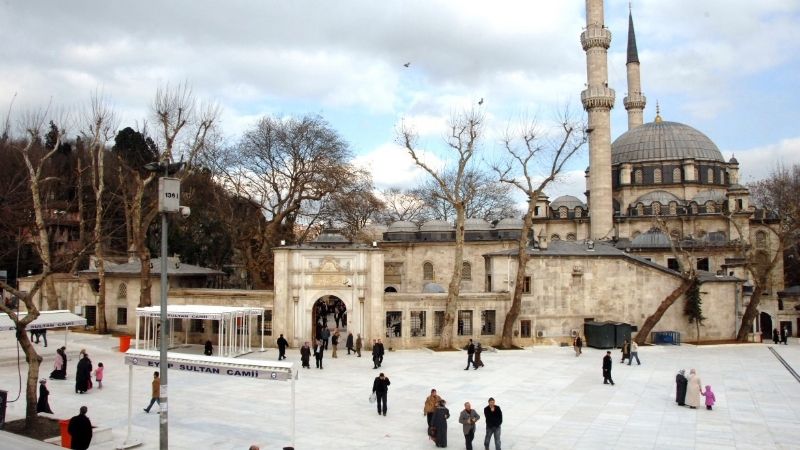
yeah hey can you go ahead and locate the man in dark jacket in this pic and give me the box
[277,334,288,360]
[346,332,354,355]
[465,339,475,370]
[300,341,311,368]
[372,372,391,416]
[314,339,324,369]
[376,339,385,367]
[483,397,502,450]
[67,405,93,450]
[675,369,688,406]
[320,327,331,350]
[603,351,614,385]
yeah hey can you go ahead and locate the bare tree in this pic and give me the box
[206,114,354,288]
[317,168,384,242]
[375,187,430,225]
[398,109,482,349]
[734,164,799,341]
[494,112,585,348]
[416,169,519,223]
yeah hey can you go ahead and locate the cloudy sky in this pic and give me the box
[1,0,798,201]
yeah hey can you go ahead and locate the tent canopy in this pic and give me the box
[0,309,87,332]
[136,305,264,319]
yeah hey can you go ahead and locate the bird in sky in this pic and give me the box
[478,98,484,106]
[403,62,410,68]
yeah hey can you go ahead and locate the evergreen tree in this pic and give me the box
[684,279,706,342]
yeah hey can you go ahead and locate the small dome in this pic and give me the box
[494,217,523,230]
[387,221,418,233]
[312,228,350,244]
[691,190,726,204]
[464,218,491,231]
[633,190,682,206]
[729,156,739,164]
[550,195,586,210]
[612,120,723,165]
[422,282,446,293]
[420,220,452,232]
[630,228,671,247]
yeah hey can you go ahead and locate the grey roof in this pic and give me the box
[420,220,452,232]
[630,228,671,248]
[550,195,586,210]
[494,217,524,230]
[691,189,726,204]
[312,229,350,244]
[611,120,723,165]
[81,257,223,277]
[464,218,492,231]
[627,11,639,64]
[633,190,682,206]
[727,183,748,191]
[387,221,418,233]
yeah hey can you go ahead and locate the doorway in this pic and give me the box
[780,320,793,339]
[760,312,773,340]
[312,295,347,342]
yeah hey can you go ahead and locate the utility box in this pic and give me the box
[584,322,616,349]
[158,177,181,213]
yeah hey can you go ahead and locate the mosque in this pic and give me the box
[30,0,792,349]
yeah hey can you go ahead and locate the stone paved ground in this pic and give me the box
[1,331,799,449]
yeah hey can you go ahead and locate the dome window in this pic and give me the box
[551,234,561,241]
[574,207,582,218]
[691,203,698,215]
[669,201,677,215]
[672,167,681,183]
[636,204,644,216]
[634,169,643,184]
[558,206,568,219]
[653,168,662,184]
[652,202,662,215]
[707,168,714,184]
[706,201,716,213]
[566,233,577,241]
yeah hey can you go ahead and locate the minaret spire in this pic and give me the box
[623,4,646,130]
[581,0,615,240]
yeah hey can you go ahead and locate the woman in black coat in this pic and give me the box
[431,399,450,447]
[675,369,688,406]
[75,354,92,394]
[37,379,53,414]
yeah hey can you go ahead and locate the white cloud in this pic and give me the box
[354,142,443,190]
[728,137,800,184]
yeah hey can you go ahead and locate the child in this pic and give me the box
[702,385,715,410]
[95,362,104,389]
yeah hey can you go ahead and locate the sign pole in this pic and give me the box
[159,211,169,450]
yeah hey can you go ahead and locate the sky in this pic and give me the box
[1,0,799,202]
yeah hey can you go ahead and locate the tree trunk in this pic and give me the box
[736,283,764,342]
[634,278,693,345]
[93,139,108,333]
[500,204,534,348]
[438,204,466,349]
[20,327,43,427]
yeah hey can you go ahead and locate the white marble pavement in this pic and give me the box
[1,331,799,449]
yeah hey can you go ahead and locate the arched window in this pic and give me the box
[423,262,434,280]
[669,201,677,215]
[634,169,643,184]
[652,202,661,215]
[755,230,767,248]
[550,234,561,241]
[636,204,644,216]
[653,168,662,184]
[672,167,681,183]
[117,283,127,300]
[566,233,577,241]
[461,262,472,280]
[707,168,714,183]
[558,206,568,219]
[706,201,716,213]
[691,203,698,215]
[574,207,582,218]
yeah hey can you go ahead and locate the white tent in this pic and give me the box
[135,305,266,357]
[0,309,87,347]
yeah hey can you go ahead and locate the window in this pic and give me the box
[173,319,183,332]
[736,199,743,211]
[634,169,643,184]
[636,204,644,216]
[669,202,677,215]
[212,320,220,334]
[691,203,698,215]
[386,311,402,337]
[652,202,661,215]
[707,168,714,183]
[696,258,709,271]
[755,231,767,248]
[523,276,531,294]
[667,258,680,271]
[550,234,561,241]
[558,206,568,219]
[116,307,127,325]
[411,311,426,337]
[458,310,473,336]
[434,311,445,336]
[461,262,472,280]
[654,168,662,184]
[534,206,540,216]
[257,310,273,336]
[706,201,716,213]
[520,320,532,338]
[117,283,127,300]
[423,262,434,281]
[481,310,496,335]
[574,207,582,218]
[190,319,204,332]
[673,167,681,183]
[566,233,576,241]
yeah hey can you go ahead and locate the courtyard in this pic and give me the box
[1,331,799,449]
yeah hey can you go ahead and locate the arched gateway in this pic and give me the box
[272,229,384,347]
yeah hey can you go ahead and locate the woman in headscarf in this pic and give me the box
[50,347,66,380]
[685,368,702,409]
[675,369,688,406]
[431,399,450,447]
[473,343,484,369]
[37,379,53,414]
[75,352,93,394]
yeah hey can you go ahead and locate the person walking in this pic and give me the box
[314,339,325,369]
[781,327,789,345]
[686,368,702,409]
[372,372,391,416]
[143,371,160,413]
[277,334,288,360]
[702,384,716,410]
[300,341,311,369]
[675,369,688,406]
[629,341,641,365]
[376,339,385,366]
[355,333,362,357]
[431,399,450,447]
[573,335,583,356]
[37,379,53,414]
[483,397,502,450]
[95,362,104,389]
[75,352,92,394]
[331,330,339,358]
[424,388,442,427]
[602,351,614,385]
[68,406,93,450]
[346,332,354,355]
[458,401,481,450]
[372,339,380,368]
[473,343,485,369]
[321,327,331,350]
[465,339,475,370]
[620,339,630,364]
[772,328,780,344]
[204,340,213,356]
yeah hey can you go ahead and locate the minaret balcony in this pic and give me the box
[580,25,612,50]
[623,93,646,110]
[581,87,616,110]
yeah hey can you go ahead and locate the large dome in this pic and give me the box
[611,120,723,165]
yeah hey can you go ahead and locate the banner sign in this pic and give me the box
[124,354,291,382]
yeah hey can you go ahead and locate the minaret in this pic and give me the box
[624,5,646,129]
[581,0,615,240]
